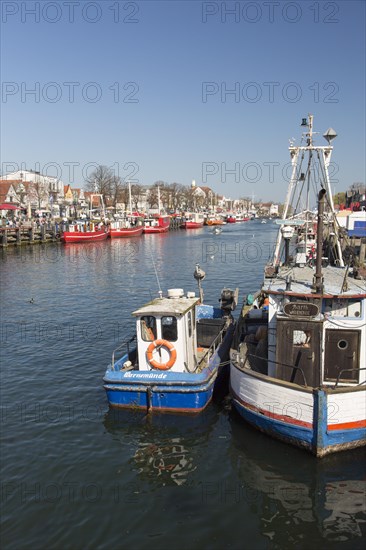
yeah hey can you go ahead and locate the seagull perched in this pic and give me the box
[194,264,206,282]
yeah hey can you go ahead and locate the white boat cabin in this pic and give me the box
[132,289,200,373]
[263,266,366,388]
[68,221,100,232]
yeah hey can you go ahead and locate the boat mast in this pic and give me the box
[273,147,299,265]
[272,115,343,268]
[320,140,344,266]
[306,116,314,241]
[128,181,133,215]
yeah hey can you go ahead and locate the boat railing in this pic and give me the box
[196,329,225,372]
[332,367,366,388]
[242,352,308,387]
[111,335,136,369]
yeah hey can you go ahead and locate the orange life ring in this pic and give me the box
[146,339,177,370]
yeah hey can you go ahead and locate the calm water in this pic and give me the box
[1,222,365,550]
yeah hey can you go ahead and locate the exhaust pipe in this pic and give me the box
[313,189,326,293]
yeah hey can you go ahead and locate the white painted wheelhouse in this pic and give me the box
[133,289,199,373]
[264,268,366,388]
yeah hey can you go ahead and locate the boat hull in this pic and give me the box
[181,222,204,229]
[143,215,170,234]
[143,227,169,234]
[104,373,216,413]
[230,364,366,457]
[110,226,143,238]
[206,219,224,226]
[104,325,233,414]
[62,230,109,243]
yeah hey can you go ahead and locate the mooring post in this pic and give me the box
[2,229,8,247]
[16,228,21,245]
[359,239,366,266]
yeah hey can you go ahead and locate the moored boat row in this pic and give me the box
[62,215,171,242]
[102,115,366,459]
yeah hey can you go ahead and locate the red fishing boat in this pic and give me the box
[226,215,236,223]
[180,212,205,229]
[143,215,170,234]
[62,221,109,243]
[109,218,143,238]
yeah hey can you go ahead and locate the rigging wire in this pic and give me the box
[149,246,162,294]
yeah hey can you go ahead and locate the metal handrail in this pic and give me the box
[333,366,366,388]
[195,329,225,372]
[241,352,308,387]
[111,335,136,369]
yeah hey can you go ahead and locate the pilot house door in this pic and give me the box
[324,329,360,383]
[276,319,321,387]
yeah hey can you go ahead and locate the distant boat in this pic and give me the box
[180,212,205,229]
[205,216,224,226]
[143,215,170,234]
[110,182,144,238]
[261,220,267,224]
[63,192,109,243]
[62,221,108,243]
[103,267,238,413]
[110,217,143,238]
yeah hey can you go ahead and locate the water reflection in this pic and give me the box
[229,410,366,545]
[103,407,219,487]
[134,438,197,486]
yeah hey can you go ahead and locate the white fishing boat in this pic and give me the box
[230,115,366,457]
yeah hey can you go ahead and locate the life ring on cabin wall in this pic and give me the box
[146,339,177,370]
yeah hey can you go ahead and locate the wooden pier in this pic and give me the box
[0,224,61,247]
[169,217,182,230]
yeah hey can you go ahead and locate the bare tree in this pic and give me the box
[147,185,159,209]
[349,182,365,194]
[85,165,118,203]
[130,184,144,211]
[109,177,126,207]
[166,183,186,211]
[181,186,197,210]
[28,181,48,209]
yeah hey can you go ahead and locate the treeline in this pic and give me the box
[85,165,215,211]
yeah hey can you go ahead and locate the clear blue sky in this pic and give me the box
[1,0,365,201]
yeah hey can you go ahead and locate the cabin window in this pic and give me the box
[293,330,311,347]
[140,316,157,341]
[161,316,177,341]
[324,299,362,318]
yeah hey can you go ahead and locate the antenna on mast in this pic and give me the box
[301,114,314,146]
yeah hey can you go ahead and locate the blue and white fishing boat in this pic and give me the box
[230,115,366,457]
[104,266,237,413]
